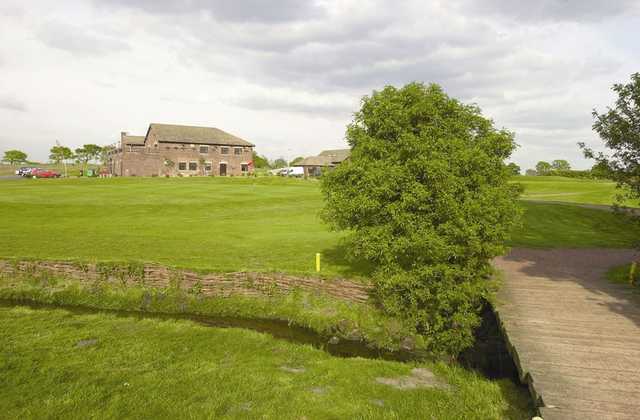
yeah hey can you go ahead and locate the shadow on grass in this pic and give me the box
[322,240,375,279]
[497,379,537,419]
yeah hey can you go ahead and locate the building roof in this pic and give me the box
[319,149,350,163]
[146,123,254,147]
[294,155,335,167]
[121,135,145,145]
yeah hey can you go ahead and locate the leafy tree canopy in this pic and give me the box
[535,161,552,175]
[251,152,270,169]
[75,147,90,164]
[49,145,74,164]
[506,162,521,175]
[271,158,288,168]
[2,150,28,165]
[551,159,571,171]
[525,169,537,176]
[83,144,103,161]
[100,145,115,165]
[581,72,640,200]
[321,82,521,355]
[290,156,305,165]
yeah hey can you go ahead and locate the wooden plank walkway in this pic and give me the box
[494,248,640,420]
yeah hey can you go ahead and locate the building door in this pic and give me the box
[219,163,227,176]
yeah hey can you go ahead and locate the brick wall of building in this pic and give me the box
[110,139,254,177]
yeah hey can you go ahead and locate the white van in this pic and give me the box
[281,167,304,177]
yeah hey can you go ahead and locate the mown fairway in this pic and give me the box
[0,304,532,419]
[0,177,639,278]
[0,177,354,277]
[516,175,638,206]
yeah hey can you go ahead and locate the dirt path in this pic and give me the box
[494,248,640,420]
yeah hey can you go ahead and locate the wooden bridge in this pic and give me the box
[494,248,640,420]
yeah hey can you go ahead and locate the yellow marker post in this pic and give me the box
[316,253,321,272]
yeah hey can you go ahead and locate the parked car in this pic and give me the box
[15,167,35,176]
[32,169,61,178]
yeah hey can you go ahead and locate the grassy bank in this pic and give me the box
[0,273,422,353]
[1,177,639,281]
[0,304,532,419]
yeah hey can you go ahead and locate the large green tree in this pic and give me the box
[49,145,74,165]
[2,150,28,165]
[75,147,90,166]
[82,144,103,163]
[551,159,571,171]
[581,73,640,200]
[251,151,270,169]
[75,144,103,169]
[506,162,521,175]
[535,161,552,175]
[321,82,521,355]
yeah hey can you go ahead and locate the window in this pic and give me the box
[188,161,197,171]
[234,147,242,155]
[204,162,212,171]
[178,162,187,171]
[241,163,249,173]
[221,147,229,155]
[199,146,209,154]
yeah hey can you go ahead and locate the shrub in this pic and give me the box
[321,82,521,356]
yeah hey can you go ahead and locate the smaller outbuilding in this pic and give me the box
[294,149,350,177]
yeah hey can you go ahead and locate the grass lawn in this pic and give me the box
[607,263,639,290]
[0,177,358,277]
[514,175,638,207]
[0,304,532,419]
[1,177,639,280]
[510,201,640,248]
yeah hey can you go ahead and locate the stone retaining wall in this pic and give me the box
[0,260,372,304]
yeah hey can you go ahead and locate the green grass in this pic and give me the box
[0,304,532,419]
[510,201,640,248]
[1,177,639,282]
[607,263,639,289]
[514,175,638,207]
[0,274,423,352]
[0,177,360,278]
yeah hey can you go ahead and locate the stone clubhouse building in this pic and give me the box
[108,123,255,177]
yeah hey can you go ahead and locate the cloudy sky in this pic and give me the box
[1,0,639,169]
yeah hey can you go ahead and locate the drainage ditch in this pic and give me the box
[1,298,520,382]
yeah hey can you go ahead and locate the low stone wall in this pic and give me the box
[0,260,372,304]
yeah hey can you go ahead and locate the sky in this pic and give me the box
[1,1,639,169]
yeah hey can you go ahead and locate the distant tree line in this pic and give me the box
[523,159,611,179]
[2,143,107,169]
[251,152,304,169]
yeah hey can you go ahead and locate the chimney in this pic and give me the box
[121,131,128,141]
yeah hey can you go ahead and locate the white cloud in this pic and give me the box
[0,0,638,170]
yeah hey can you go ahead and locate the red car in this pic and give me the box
[32,169,61,178]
